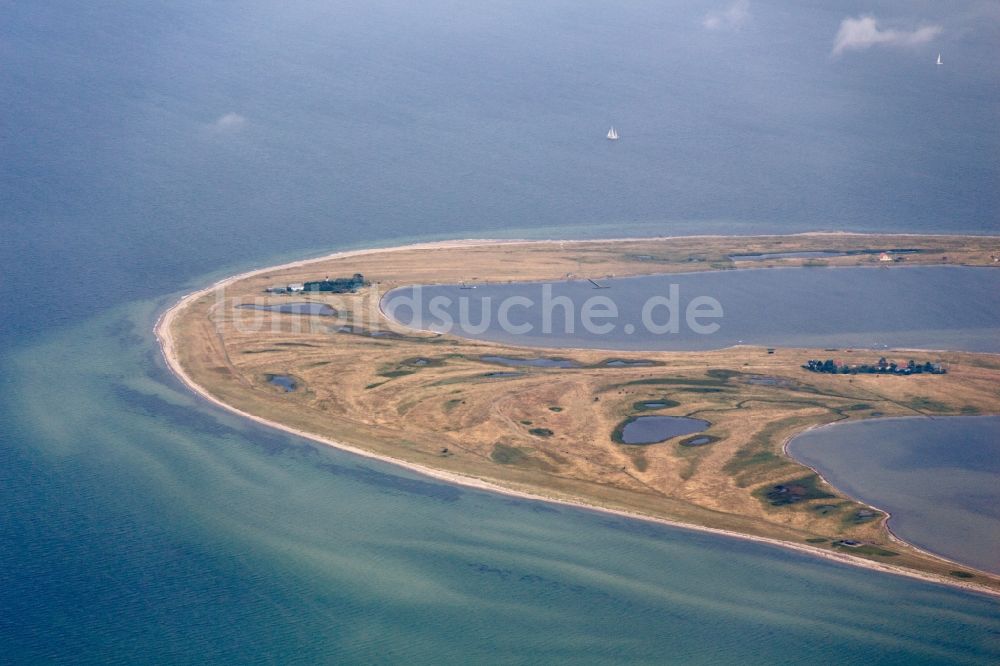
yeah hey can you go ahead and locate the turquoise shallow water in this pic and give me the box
[2,297,999,663]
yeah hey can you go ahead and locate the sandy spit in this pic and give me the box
[154,236,1000,600]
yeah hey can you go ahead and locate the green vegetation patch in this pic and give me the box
[623,253,671,264]
[489,444,555,471]
[491,444,528,465]
[726,450,782,478]
[724,415,813,486]
[757,474,835,507]
[401,356,445,368]
[845,508,880,525]
[812,503,841,516]
[621,377,729,388]
[805,537,828,544]
[378,369,416,379]
[548,406,563,412]
[905,396,951,413]
[610,418,633,445]
[832,542,898,558]
[528,427,554,438]
[950,570,975,579]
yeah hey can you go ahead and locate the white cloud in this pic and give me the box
[831,15,942,56]
[703,0,750,31]
[211,112,247,131]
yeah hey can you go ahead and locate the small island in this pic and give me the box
[158,233,1000,596]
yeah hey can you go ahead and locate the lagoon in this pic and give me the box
[387,266,1000,352]
[788,416,1000,575]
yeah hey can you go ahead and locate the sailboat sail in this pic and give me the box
[936,53,942,65]
[606,126,619,141]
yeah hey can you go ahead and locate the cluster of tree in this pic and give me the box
[803,357,946,375]
[304,273,367,293]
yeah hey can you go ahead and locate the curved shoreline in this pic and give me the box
[783,416,1000,575]
[155,236,1000,599]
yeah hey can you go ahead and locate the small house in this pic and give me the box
[878,252,892,262]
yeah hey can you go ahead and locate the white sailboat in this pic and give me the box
[606,126,619,141]
[936,53,942,65]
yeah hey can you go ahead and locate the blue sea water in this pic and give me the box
[2,1,999,662]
